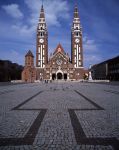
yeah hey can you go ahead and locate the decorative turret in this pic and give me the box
[22,50,36,82]
[25,50,34,67]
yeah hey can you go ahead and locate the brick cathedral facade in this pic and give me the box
[22,4,86,82]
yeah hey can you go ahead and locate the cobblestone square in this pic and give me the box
[0,82,119,150]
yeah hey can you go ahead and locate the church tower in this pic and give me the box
[71,5,83,68]
[36,5,48,68]
[22,50,36,82]
[25,50,34,67]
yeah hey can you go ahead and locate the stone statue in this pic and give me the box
[88,65,93,81]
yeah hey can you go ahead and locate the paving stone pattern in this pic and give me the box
[0,82,119,149]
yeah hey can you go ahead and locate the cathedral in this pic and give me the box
[22,4,86,82]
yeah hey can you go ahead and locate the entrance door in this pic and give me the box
[57,73,62,80]
[64,74,67,80]
[52,74,56,80]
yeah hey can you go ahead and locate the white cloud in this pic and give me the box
[84,53,102,68]
[2,4,23,19]
[12,24,35,37]
[8,0,70,38]
[85,54,101,63]
[83,35,98,52]
[24,0,70,27]
[83,35,102,67]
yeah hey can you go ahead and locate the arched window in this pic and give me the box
[76,32,79,36]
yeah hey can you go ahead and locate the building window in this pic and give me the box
[79,55,81,60]
[38,62,40,66]
[40,32,43,36]
[79,47,80,53]
[38,55,40,60]
[38,48,40,53]
[79,61,81,66]
[76,32,79,36]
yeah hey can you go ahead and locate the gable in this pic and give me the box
[46,43,74,68]
[51,51,69,62]
[53,43,65,55]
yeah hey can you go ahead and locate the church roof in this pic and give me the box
[53,43,65,55]
[25,50,34,57]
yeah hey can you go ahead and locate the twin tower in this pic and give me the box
[22,4,85,82]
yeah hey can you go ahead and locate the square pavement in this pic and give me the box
[0,81,119,150]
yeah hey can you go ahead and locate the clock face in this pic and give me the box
[75,38,79,43]
[56,59,62,65]
[39,39,44,43]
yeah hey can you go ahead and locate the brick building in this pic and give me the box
[0,60,23,82]
[22,4,85,82]
[91,56,119,81]
[22,50,36,82]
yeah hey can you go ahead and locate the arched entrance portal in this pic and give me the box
[52,74,56,80]
[64,73,67,80]
[57,73,62,80]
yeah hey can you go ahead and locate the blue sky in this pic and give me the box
[0,0,119,68]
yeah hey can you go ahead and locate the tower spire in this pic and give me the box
[74,4,79,18]
[71,4,83,68]
[40,1,45,19]
[36,3,48,68]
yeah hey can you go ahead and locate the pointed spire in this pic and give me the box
[74,5,79,18]
[25,50,34,57]
[40,4,45,18]
[41,4,44,12]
